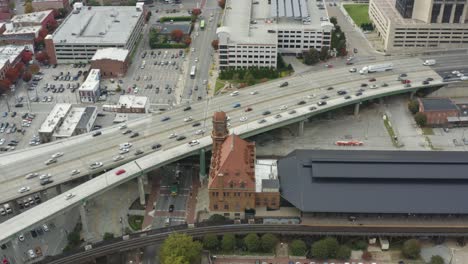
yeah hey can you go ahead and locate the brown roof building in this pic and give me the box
[418,98,460,127]
[208,112,280,219]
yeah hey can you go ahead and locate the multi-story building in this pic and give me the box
[38,103,72,143]
[44,3,145,64]
[78,69,100,103]
[102,95,149,113]
[208,112,280,219]
[90,48,129,78]
[53,106,97,140]
[369,0,468,52]
[0,0,11,21]
[418,97,460,126]
[32,0,70,12]
[0,45,27,80]
[217,0,333,70]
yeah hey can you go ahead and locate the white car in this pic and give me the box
[113,155,124,162]
[227,122,231,127]
[71,169,80,176]
[188,140,200,147]
[51,152,64,159]
[119,124,127,130]
[184,116,193,122]
[307,94,315,99]
[39,174,51,180]
[18,234,25,242]
[240,116,248,122]
[230,91,239,96]
[349,68,357,73]
[44,158,57,165]
[89,162,103,169]
[18,186,30,193]
[0,138,5,145]
[25,173,39,179]
[250,91,258,95]
[27,249,36,259]
[370,84,378,89]
[195,129,205,135]
[461,76,468,80]
[119,142,132,150]
[195,57,199,62]
[191,48,195,52]
[168,133,178,139]
[226,116,231,121]
[452,70,460,75]
[42,224,49,232]
[65,193,75,200]
[119,148,130,154]
[279,105,288,110]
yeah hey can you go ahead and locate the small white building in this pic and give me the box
[38,103,72,143]
[78,69,100,103]
[53,106,97,140]
[103,95,149,113]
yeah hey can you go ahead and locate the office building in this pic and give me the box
[418,97,460,126]
[0,45,27,80]
[102,95,149,113]
[78,69,100,103]
[44,3,145,64]
[90,48,129,78]
[53,106,97,140]
[38,103,72,143]
[369,0,468,52]
[217,0,333,69]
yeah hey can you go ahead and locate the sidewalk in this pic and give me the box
[186,166,201,224]
[142,172,162,230]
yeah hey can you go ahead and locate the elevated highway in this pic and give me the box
[0,57,450,243]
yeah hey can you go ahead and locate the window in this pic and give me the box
[214,204,218,210]
[224,204,229,210]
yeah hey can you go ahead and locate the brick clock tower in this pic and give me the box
[210,112,229,179]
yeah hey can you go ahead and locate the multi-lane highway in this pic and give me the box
[0,57,447,243]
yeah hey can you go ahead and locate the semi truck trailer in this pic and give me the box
[359,63,393,74]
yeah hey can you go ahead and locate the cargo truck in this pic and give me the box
[423,59,436,66]
[359,63,393,74]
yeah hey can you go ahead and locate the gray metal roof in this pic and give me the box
[278,149,468,214]
[420,98,458,112]
[271,0,309,18]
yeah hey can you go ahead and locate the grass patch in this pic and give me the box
[128,215,144,231]
[344,4,371,26]
[383,114,402,148]
[215,79,225,94]
[421,127,434,135]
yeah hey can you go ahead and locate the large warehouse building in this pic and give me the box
[217,0,333,69]
[369,0,468,52]
[44,3,144,64]
[279,149,468,216]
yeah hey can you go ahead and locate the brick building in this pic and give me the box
[418,98,460,126]
[208,112,280,219]
[32,0,70,12]
[90,48,129,78]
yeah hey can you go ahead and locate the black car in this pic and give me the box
[309,106,317,111]
[192,122,201,127]
[40,178,53,186]
[279,82,288,87]
[97,113,105,117]
[317,101,327,106]
[422,80,429,85]
[92,131,102,137]
[30,230,38,238]
[399,73,407,78]
[152,143,162,150]
[344,95,351,99]
[297,100,306,105]
[426,77,434,81]
[122,129,132,135]
[130,132,139,138]
[321,95,329,100]
[183,106,192,111]
[262,111,271,115]
[176,135,186,141]
[327,86,334,90]
[14,103,23,108]
[337,90,347,95]
[134,149,144,155]
[355,92,363,96]
[169,204,174,212]
[360,83,368,87]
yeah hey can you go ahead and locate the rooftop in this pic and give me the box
[38,104,71,134]
[279,149,468,214]
[11,10,52,24]
[52,6,143,45]
[0,45,26,68]
[91,48,129,62]
[255,159,279,192]
[420,98,459,112]
[2,24,41,35]
[78,69,100,92]
[53,107,86,137]
[118,95,148,108]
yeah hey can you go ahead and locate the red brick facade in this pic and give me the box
[90,57,129,78]
[418,98,460,126]
[32,0,70,12]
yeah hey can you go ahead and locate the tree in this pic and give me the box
[171,29,184,42]
[192,8,201,16]
[323,237,339,258]
[87,0,101,6]
[103,232,114,240]
[29,64,40,74]
[0,79,12,94]
[429,255,444,264]
[160,233,202,264]
[22,71,32,82]
[5,68,19,83]
[35,51,49,63]
[402,239,421,259]
[336,245,351,260]
[304,48,320,65]
[218,0,225,9]
[355,240,368,251]
[221,234,236,252]
[408,100,419,114]
[24,2,34,13]
[414,112,427,127]
[261,234,278,253]
[361,251,372,261]
[330,17,337,26]
[311,237,339,259]
[21,51,33,64]
[244,233,260,252]
[15,62,24,73]
[243,71,255,86]
[145,11,152,22]
[211,39,219,50]
[290,239,307,256]
[67,231,80,247]
[203,234,219,251]
[57,8,68,18]
[207,214,227,223]
[183,36,192,46]
[320,46,330,61]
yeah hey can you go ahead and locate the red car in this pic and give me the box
[115,169,126,175]
[245,107,253,112]
[401,79,411,84]
[369,78,376,82]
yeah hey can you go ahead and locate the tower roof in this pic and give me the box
[213,111,226,122]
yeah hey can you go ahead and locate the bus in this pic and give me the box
[200,19,205,30]
[190,66,196,78]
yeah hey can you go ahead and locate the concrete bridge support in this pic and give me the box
[199,148,206,183]
[55,184,62,194]
[298,120,305,137]
[354,103,360,117]
[138,176,146,206]
[379,97,384,105]
[410,91,416,100]
[79,204,91,241]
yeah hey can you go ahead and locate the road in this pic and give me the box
[0,57,447,244]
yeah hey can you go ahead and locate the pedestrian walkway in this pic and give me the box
[142,173,162,230]
[186,167,200,224]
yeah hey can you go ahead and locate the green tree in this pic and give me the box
[221,234,236,252]
[336,245,351,260]
[261,233,278,253]
[414,112,427,127]
[164,255,189,264]
[408,100,419,114]
[103,232,115,240]
[320,46,330,61]
[244,233,260,252]
[429,255,444,264]
[243,71,255,85]
[67,231,80,247]
[24,2,34,13]
[311,240,329,259]
[87,0,101,6]
[126,0,137,6]
[160,233,203,264]
[304,48,320,65]
[207,214,227,223]
[402,239,421,259]
[203,234,219,250]
[323,237,339,258]
[330,17,337,26]
[355,240,368,251]
[290,239,307,256]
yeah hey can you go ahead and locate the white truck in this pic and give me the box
[423,59,436,66]
[359,63,393,74]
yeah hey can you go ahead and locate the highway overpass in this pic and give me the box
[0,57,449,243]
